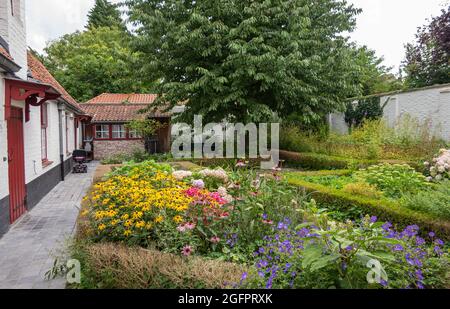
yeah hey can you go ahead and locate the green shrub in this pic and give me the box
[401,182,450,220]
[285,176,450,239]
[280,150,377,170]
[354,163,430,198]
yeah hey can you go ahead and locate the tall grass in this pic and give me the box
[280,115,446,160]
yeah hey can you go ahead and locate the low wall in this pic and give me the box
[93,140,145,160]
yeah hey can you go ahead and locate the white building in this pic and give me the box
[0,0,85,236]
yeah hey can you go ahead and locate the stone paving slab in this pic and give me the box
[0,162,98,289]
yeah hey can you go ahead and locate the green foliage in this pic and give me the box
[280,150,377,170]
[101,150,173,165]
[354,164,430,198]
[286,176,450,239]
[349,45,403,96]
[126,0,362,123]
[344,96,387,129]
[403,7,450,88]
[401,182,450,220]
[43,27,152,102]
[125,119,165,138]
[280,117,445,161]
[87,0,126,30]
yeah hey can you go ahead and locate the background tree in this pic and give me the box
[350,45,403,96]
[87,0,126,30]
[403,6,450,88]
[43,27,153,102]
[126,0,362,124]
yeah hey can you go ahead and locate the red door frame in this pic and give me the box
[7,107,26,223]
[4,78,61,223]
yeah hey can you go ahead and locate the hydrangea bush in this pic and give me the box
[424,149,450,182]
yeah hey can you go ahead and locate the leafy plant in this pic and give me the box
[401,182,450,220]
[354,164,430,198]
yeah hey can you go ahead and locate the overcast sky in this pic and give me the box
[26,0,449,73]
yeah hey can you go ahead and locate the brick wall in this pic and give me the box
[94,140,145,160]
[0,76,8,200]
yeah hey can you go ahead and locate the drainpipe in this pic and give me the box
[58,102,65,181]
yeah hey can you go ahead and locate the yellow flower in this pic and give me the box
[81,210,89,216]
[123,230,132,237]
[124,220,133,227]
[173,215,183,223]
[98,224,106,231]
[121,214,129,220]
[154,216,164,223]
[145,223,153,230]
[111,219,119,226]
[135,221,146,228]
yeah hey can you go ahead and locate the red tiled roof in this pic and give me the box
[82,93,170,122]
[27,51,82,112]
[81,104,170,123]
[87,93,158,104]
[0,46,14,61]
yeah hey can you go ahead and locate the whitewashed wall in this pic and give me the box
[0,0,27,79]
[0,75,8,200]
[329,84,450,141]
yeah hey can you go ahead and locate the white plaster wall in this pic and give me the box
[0,75,8,200]
[0,0,27,79]
[329,85,450,141]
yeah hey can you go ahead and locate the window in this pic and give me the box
[95,124,110,139]
[40,103,48,162]
[128,128,142,139]
[112,124,126,139]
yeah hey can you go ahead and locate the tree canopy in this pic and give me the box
[43,27,152,102]
[87,0,126,30]
[126,0,363,124]
[403,7,450,88]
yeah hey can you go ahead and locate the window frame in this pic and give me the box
[40,103,48,163]
[112,124,127,139]
[95,124,111,140]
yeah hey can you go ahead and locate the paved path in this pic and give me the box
[0,162,98,289]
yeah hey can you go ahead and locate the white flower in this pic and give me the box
[172,170,192,180]
[423,161,430,167]
[435,174,443,181]
[425,176,433,182]
[199,168,229,183]
[437,165,446,173]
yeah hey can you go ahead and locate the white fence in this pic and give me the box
[329,84,450,141]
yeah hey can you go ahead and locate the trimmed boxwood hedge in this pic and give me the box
[285,172,450,240]
[280,150,421,171]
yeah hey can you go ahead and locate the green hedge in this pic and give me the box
[286,175,450,239]
[280,150,421,171]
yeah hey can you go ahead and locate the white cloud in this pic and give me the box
[25,0,448,72]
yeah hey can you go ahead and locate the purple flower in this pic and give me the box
[415,270,424,281]
[345,245,353,251]
[370,216,378,223]
[262,213,268,220]
[382,222,392,231]
[297,228,310,237]
[435,239,444,246]
[428,232,435,238]
[192,179,205,189]
[241,272,248,281]
[380,279,388,287]
[417,282,424,289]
[415,237,425,246]
[393,244,404,252]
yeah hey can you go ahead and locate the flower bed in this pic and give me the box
[76,160,450,289]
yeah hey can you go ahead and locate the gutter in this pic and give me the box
[0,54,21,73]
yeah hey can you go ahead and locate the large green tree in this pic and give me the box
[126,0,362,124]
[43,27,151,102]
[403,7,450,88]
[87,0,126,30]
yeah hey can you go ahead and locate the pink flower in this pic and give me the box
[235,161,246,168]
[177,224,187,232]
[184,222,196,230]
[181,245,193,256]
[210,236,221,244]
[185,187,201,197]
[262,219,274,225]
[220,212,230,219]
